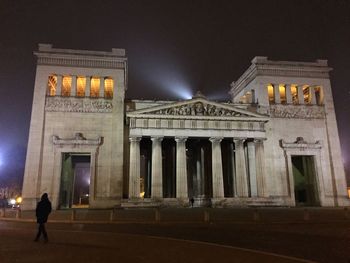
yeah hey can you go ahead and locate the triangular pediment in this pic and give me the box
[127,97,267,120]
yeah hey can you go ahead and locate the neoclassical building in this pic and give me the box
[21,44,350,210]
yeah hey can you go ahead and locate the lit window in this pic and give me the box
[291,85,298,104]
[77,77,86,97]
[62,76,72,96]
[267,84,274,104]
[47,75,57,96]
[303,86,310,104]
[90,77,100,98]
[105,78,114,99]
[314,86,324,105]
[279,85,286,104]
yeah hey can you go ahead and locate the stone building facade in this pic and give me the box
[21,44,350,210]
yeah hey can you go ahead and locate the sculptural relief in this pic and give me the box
[45,97,113,113]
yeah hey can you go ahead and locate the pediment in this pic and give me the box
[127,97,267,120]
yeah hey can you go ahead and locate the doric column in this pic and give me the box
[310,86,316,105]
[274,84,281,104]
[210,137,224,198]
[247,141,258,197]
[297,85,304,104]
[285,84,292,104]
[71,75,77,97]
[56,75,62,96]
[100,77,105,98]
[234,138,249,197]
[151,136,163,198]
[129,137,141,199]
[85,76,91,97]
[255,139,266,197]
[175,137,188,198]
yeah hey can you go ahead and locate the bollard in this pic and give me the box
[204,209,210,223]
[16,209,21,219]
[0,208,5,217]
[303,208,310,221]
[155,208,161,223]
[110,209,115,221]
[253,208,260,222]
[71,209,76,221]
[344,207,349,220]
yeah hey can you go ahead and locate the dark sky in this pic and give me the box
[0,0,349,187]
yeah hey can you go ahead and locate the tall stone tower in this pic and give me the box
[22,44,127,210]
[230,57,349,206]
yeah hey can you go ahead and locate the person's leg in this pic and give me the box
[42,223,48,242]
[34,223,42,241]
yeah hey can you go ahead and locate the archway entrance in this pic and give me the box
[59,153,91,208]
[292,155,319,206]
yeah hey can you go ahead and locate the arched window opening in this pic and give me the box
[104,78,114,99]
[267,84,274,104]
[90,77,100,98]
[77,77,86,97]
[47,75,57,96]
[62,76,72,97]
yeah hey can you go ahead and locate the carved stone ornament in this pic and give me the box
[269,104,325,119]
[52,133,103,146]
[45,97,113,113]
[280,138,322,150]
[146,102,249,117]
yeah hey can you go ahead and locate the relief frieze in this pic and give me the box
[269,104,325,119]
[148,102,248,117]
[45,96,113,113]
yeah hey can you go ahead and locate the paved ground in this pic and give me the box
[1,219,349,263]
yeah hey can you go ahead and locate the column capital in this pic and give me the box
[151,136,164,142]
[209,137,223,143]
[175,137,188,143]
[129,136,141,143]
[233,138,246,144]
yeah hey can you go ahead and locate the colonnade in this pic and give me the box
[128,136,266,200]
[48,74,113,98]
[270,84,321,105]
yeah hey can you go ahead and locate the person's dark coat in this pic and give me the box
[36,193,52,224]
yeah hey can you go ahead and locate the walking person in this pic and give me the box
[34,193,52,243]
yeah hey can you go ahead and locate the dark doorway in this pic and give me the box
[162,138,176,198]
[59,153,91,209]
[140,138,152,198]
[186,139,212,200]
[292,155,319,206]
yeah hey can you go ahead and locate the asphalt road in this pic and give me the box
[0,220,349,263]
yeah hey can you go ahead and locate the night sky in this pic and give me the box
[0,0,349,188]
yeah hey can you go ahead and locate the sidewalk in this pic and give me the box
[0,221,314,263]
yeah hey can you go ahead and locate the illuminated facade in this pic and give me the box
[21,45,349,210]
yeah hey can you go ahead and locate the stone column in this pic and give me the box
[176,137,188,198]
[247,141,258,197]
[234,139,249,197]
[71,75,77,97]
[151,136,163,198]
[310,86,316,105]
[285,84,292,104]
[129,137,141,199]
[85,76,91,97]
[210,137,224,198]
[274,84,281,104]
[56,75,62,96]
[255,139,266,197]
[297,85,304,104]
[100,77,105,98]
